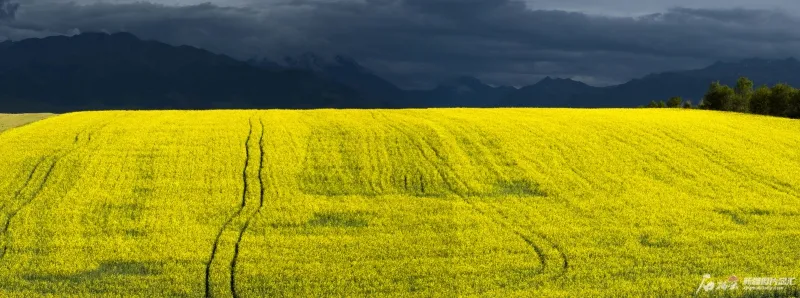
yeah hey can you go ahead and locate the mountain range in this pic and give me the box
[2,32,800,112]
[0,33,369,112]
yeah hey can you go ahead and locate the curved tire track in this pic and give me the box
[0,156,58,260]
[461,198,548,275]
[488,203,570,277]
[423,115,570,277]
[0,157,47,215]
[205,119,255,298]
[410,114,570,278]
[230,119,266,298]
[382,113,567,281]
[0,125,101,261]
[0,122,96,215]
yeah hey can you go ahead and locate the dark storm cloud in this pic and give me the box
[0,0,19,20]
[3,0,800,87]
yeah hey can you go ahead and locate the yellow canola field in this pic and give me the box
[0,109,798,297]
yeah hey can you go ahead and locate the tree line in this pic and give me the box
[643,77,800,119]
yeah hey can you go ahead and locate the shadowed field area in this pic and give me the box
[0,114,54,134]
[0,109,798,297]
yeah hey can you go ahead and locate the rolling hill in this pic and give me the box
[0,109,798,297]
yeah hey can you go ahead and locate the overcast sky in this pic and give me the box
[2,0,800,88]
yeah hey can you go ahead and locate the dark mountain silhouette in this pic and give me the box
[688,58,800,85]
[245,54,800,108]
[502,57,800,107]
[263,54,516,108]
[2,32,800,111]
[501,77,602,107]
[246,57,283,71]
[0,32,370,112]
[274,53,404,107]
[407,76,517,107]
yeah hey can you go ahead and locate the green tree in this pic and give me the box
[789,91,800,118]
[750,85,771,115]
[657,100,666,108]
[682,100,693,109]
[731,94,749,113]
[702,81,735,111]
[736,77,753,96]
[733,77,754,112]
[666,96,682,108]
[768,83,795,117]
[646,100,658,108]
[731,77,752,113]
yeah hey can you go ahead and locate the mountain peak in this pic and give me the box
[247,57,283,71]
[436,76,489,92]
[109,32,140,41]
[284,52,325,72]
[331,55,370,74]
[284,53,369,74]
[333,55,360,67]
[70,31,140,42]
[535,76,585,87]
[455,76,484,87]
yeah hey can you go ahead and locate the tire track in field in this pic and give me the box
[422,114,570,278]
[0,157,55,260]
[656,128,799,197]
[415,114,568,278]
[230,118,266,298]
[484,202,570,276]
[205,119,255,298]
[386,120,549,272]
[380,113,567,280]
[0,123,104,261]
[432,115,570,277]
[453,179,569,279]
[0,124,91,214]
[426,124,569,279]
[378,113,466,196]
[0,157,47,215]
